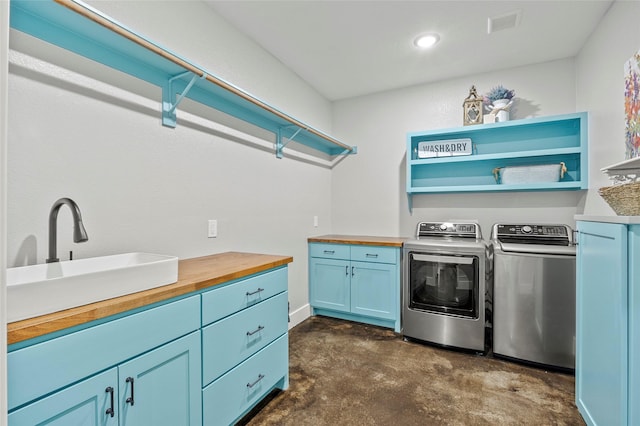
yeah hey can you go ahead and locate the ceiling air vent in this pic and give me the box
[487,10,521,34]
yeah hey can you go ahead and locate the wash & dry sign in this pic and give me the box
[417,138,472,158]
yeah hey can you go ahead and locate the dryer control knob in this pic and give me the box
[522,225,533,233]
[440,224,448,231]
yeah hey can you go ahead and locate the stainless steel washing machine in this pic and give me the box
[491,223,576,371]
[403,221,491,353]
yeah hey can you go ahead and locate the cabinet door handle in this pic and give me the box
[105,386,115,417]
[125,377,135,406]
[246,287,264,296]
[246,325,265,336]
[323,250,335,254]
[351,266,355,276]
[366,253,378,258]
[345,265,349,276]
[246,374,265,389]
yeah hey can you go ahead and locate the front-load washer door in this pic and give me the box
[408,252,479,318]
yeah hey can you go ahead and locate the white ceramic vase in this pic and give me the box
[491,98,511,122]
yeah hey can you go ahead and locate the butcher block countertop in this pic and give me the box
[308,235,407,247]
[8,252,293,345]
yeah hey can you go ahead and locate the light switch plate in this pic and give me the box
[208,219,217,238]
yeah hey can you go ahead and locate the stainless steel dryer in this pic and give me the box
[403,221,491,353]
[491,223,576,371]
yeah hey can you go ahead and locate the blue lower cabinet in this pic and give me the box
[7,265,290,425]
[309,257,351,313]
[350,260,397,321]
[118,331,202,426]
[309,243,400,331]
[202,292,288,384]
[9,331,201,426]
[576,220,639,426]
[200,268,289,425]
[9,368,119,426]
[202,335,288,426]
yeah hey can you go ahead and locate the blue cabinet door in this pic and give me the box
[350,260,397,320]
[8,368,118,426]
[118,331,202,426]
[309,257,350,312]
[576,221,628,426]
[629,225,640,426]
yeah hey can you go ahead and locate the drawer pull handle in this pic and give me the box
[125,377,135,406]
[246,325,265,336]
[105,386,115,417]
[246,288,264,296]
[247,374,265,389]
[323,250,335,254]
[366,253,378,258]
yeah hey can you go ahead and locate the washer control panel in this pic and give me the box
[417,222,480,239]
[494,224,573,245]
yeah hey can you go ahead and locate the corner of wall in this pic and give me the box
[0,1,9,424]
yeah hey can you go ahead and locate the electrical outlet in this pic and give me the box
[313,215,319,227]
[208,219,217,238]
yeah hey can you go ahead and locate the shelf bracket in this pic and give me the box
[339,146,358,155]
[162,71,206,127]
[276,126,304,159]
[275,126,357,159]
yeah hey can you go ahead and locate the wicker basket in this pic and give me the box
[598,181,640,215]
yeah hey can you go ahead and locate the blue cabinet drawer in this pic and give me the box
[309,243,350,260]
[202,292,288,386]
[8,295,200,411]
[201,267,287,326]
[202,334,288,426]
[350,245,398,264]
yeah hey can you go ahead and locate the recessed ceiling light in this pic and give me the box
[414,33,440,49]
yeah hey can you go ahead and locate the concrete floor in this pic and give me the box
[243,316,585,426]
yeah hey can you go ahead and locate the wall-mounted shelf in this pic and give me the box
[9,0,357,159]
[406,112,588,209]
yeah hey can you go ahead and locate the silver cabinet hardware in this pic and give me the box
[246,325,265,336]
[246,288,264,296]
[246,374,265,389]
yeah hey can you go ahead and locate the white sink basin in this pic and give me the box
[7,253,179,322]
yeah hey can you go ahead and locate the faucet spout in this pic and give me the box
[46,198,89,263]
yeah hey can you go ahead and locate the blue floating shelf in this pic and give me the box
[406,112,588,209]
[10,0,357,159]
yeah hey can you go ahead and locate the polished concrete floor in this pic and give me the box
[243,316,585,426]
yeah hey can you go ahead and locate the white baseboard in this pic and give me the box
[288,303,311,329]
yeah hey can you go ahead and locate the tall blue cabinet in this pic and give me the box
[575,217,639,426]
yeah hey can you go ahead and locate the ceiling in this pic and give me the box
[205,0,613,101]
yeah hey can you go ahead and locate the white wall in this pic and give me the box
[332,59,581,237]
[92,1,332,134]
[7,1,335,323]
[576,0,640,215]
[331,1,640,237]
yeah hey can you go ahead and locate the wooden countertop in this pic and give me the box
[8,252,293,345]
[307,235,407,247]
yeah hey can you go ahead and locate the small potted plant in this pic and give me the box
[483,85,515,122]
